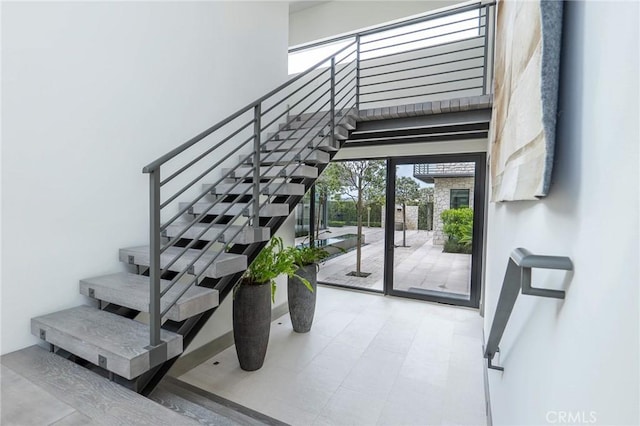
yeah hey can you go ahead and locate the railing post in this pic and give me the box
[309,185,316,248]
[355,35,361,111]
[253,103,261,230]
[481,4,490,95]
[149,169,161,347]
[330,57,336,147]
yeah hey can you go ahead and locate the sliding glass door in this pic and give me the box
[305,154,485,307]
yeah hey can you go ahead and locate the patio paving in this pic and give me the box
[301,226,471,297]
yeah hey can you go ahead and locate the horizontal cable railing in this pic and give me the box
[141,1,496,353]
[289,2,495,110]
[414,162,476,176]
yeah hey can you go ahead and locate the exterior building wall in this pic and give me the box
[382,205,419,230]
[433,177,475,245]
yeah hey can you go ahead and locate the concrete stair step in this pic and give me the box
[180,201,289,217]
[79,273,219,322]
[269,123,349,142]
[206,182,306,196]
[31,305,183,380]
[164,222,270,244]
[223,164,318,179]
[263,136,339,153]
[119,246,247,279]
[245,149,330,165]
[280,114,357,130]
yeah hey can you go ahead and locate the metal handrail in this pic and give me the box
[484,248,573,371]
[143,40,356,174]
[141,1,495,354]
[288,1,493,53]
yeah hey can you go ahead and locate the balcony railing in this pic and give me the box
[289,1,496,111]
[413,162,476,177]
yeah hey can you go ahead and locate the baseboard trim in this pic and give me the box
[482,329,493,426]
[169,302,289,378]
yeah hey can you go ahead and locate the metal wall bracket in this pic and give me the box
[145,341,168,369]
[484,248,573,372]
[98,354,107,369]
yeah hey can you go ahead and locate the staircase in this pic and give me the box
[30,1,495,397]
[31,32,359,390]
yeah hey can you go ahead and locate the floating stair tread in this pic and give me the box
[224,164,318,179]
[79,273,219,322]
[180,202,289,218]
[119,246,247,279]
[165,223,270,244]
[281,114,356,130]
[31,305,182,380]
[208,182,306,196]
[264,134,341,152]
[270,124,349,141]
[249,149,330,165]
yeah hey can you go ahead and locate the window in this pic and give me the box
[450,189,470,209]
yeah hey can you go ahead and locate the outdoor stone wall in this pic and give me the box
[433,177,475,245]
[381,205,418,230]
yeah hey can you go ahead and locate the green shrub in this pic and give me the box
[444,239,472,254]
[441,207,473,253]
[328,220,345,227]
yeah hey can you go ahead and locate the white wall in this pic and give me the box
[484,2,639,425]
[289,0,466,47]
[1,1,289,355]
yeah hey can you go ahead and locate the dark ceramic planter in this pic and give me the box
[288,264,317,333]
[233,280,271,371]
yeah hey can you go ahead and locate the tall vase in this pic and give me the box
[287,264,317,333]
[233,280,271,371]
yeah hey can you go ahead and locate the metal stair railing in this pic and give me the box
[484,248,573,371]
[290,2,496,109]
[141,40,358,355]
[138,0,497,361]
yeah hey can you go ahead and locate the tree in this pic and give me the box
[395,177,420,247]
[323,160,385,276]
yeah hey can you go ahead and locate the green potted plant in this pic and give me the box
[285,245,329,333]
[233,237,303,371]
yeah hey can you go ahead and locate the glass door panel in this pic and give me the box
[386,156,484,307]
[309,160,387,292]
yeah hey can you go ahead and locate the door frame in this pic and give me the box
[383,152,486,308]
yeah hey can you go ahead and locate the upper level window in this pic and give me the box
[450,189,470,209]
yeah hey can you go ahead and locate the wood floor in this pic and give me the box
[1,345,200,426]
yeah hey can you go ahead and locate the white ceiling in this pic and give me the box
[289,1,331,14]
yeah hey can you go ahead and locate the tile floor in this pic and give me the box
[180,286,487,426]
[312,227,471,297]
